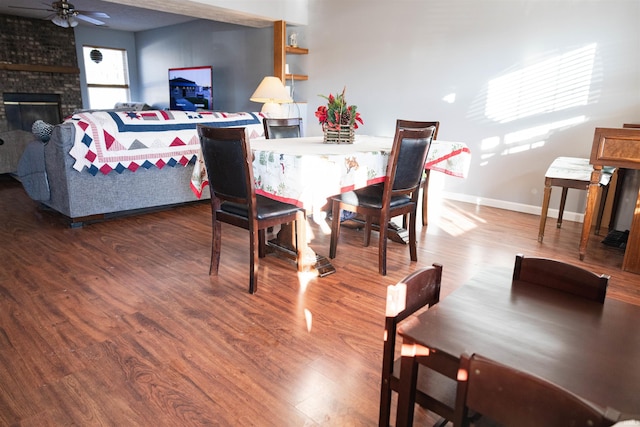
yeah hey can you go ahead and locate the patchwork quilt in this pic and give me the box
[67,110,264,175]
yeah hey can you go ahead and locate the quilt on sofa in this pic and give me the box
[67,110,264,175]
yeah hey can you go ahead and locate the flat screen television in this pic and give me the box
[168,66,213,111]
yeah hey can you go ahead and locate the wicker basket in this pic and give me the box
[323,124,355,144]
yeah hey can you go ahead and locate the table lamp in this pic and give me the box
[250,76,292,118]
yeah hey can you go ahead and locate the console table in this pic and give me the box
[581,127,640,273]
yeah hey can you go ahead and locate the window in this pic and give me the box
[83,46,130,109]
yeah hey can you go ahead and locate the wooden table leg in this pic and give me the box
[267,222,336,277]
[579,167,602,260]
[538,179,552,242]
[622,184,640,273]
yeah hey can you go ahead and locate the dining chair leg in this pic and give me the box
[364,215,373,247]
[379,212,389,275]
[409,210,418,262]
[329,200,341,259]
[249,227,259,294]
[210,220,222,275]
[422,170,431,226]
[258,229,266,258]
[295,215,307,272]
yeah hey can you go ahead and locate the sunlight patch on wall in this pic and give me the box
[499,115,587,155]
[485,44,596,123]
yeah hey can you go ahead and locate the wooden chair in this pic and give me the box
[263,117,302,139]
[329,126,435,275]
[512,253,609,303]
[197,125,306,294]
[538,156,614,243]
[379,264,456,427]
[396,120,440,227]
[453,352,621,427]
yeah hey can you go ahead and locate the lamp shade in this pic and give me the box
[250,76,292,104]
[250,76,292,118]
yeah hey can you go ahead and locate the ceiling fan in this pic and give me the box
[9,0,110,28]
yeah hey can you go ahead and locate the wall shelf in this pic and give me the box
[274,20,308,83]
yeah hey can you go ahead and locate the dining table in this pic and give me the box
[394,266,640,426]
[191,134,471,276]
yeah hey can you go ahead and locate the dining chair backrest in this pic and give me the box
[453,352,621,427]
[198,126,254,207]
[395,120,440,228]
[263,117,302,139]
[379,264,456,426]
[387,127,435,194]
[396,120,440,140]
[197,125,306,294]
[329,125,435,275]
[512,253,609,303]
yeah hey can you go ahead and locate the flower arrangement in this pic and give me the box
[315,87,364,131]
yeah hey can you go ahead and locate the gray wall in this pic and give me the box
[307,0,640,217]
[74,26,139,107]
[134,20,272,112]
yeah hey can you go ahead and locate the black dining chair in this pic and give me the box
[329,126,435,275]
[453,352,621,427]
[512,253,609,303]
[395,120,440,228]
[197,125,307,294]
[263,117,302,139]
[379,264,456,427]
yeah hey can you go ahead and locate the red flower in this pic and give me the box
[315,87,363,129]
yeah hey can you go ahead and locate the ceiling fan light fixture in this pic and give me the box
[51,15,69,28]
[68,15,79,27]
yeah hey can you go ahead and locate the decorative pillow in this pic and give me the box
[32,120,54,142]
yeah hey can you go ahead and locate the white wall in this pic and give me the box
[307,0,640,216]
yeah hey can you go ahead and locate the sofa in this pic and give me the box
[17,110,265,226]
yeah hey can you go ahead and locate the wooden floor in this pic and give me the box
[1,174,638,426]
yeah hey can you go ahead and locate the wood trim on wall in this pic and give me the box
[0,63,80,74]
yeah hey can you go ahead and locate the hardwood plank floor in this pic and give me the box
[1,174,637,426]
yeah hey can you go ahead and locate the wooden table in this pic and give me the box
[581,127,640,273]
[395,267,640,426]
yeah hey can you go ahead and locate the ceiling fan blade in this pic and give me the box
[75,10,110,19]
[8,5,55,12]
[75,13,106,26]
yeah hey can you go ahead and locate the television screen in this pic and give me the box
[168,66,213,111]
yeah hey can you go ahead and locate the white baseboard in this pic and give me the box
[441,192,584,223]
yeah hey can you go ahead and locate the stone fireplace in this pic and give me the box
[0,13,82,133]
[0,13,82,173]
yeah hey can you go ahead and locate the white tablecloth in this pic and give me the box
[192,135,471,211]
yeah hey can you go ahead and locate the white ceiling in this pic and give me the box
[0,0,273,32]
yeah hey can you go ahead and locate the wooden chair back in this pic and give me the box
[197,125,306,293]
[329,126,435,275]
[513,254,609,303]
[396,120,440,140]
[379,264,456,426]
[263,117,302,139]
[453,352,621,427]
[395,120,439,227]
